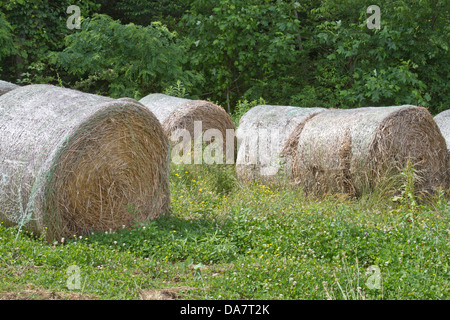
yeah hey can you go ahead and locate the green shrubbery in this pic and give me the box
[50,14,201,99]
[1,0,448,113]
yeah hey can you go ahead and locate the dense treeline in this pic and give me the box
[0,0,448,114]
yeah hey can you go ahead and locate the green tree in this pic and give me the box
[51,14,200,99]
[0,0,99,83]
[96,0,190,30]
[0,12,16,76]
[182,0,305,112]
[309,0,449,112]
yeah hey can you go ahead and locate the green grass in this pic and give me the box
[0,163,449,300]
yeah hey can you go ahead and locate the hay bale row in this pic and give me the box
[0,84,170,241]
[139,94,235,157]
[0,80,19,96]
[1,83,447,240]
[237,104,448,195]
[236,105,325,183]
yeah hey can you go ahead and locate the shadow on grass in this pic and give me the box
[81,213,247,265]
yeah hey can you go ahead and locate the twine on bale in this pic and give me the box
[0,84,170,241]
[236,105,325,184]
[139,94,236,157]
[0,80,19,96]
[284,105,449,196]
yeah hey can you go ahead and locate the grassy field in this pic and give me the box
[0,162,449,300]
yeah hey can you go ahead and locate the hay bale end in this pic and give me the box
[0,85,170,241]
[139,94,235,159]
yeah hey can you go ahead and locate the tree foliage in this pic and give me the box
[0,0,448,113]
[310,0,449,112]
[182,0,305,110]
[0,0,99,83]
[0,12,15,75]
[95,0,190,29]
[51,14,200,99]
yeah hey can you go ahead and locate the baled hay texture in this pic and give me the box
[139,94,236,155]
[0,80,19,96]
[286,105,448,196]
[236,105,325,184]
[0,84,170,241]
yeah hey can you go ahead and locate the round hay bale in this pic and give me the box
[139,94,236,158]
[236,105,325,184]
[287,105,448,195]
[0,84,170,241]
[0,80,19,96]
[434,110,450,152]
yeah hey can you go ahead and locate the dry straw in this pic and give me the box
[139,94,235,154]
[0,80,19,96]
[0,84,170,241]
[282,105,448,196]
[236,105,325,184]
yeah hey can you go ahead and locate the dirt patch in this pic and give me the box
[0,283,97,300]
[139,286,197,300]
